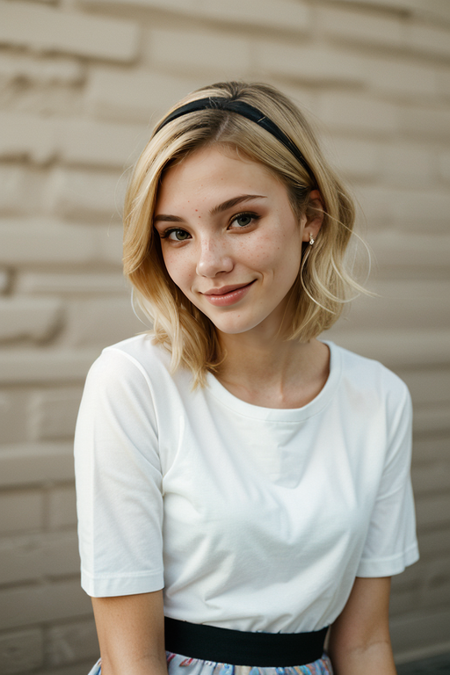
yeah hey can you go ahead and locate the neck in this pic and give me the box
[214,326,329,408]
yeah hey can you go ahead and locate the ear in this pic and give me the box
[301,189,325,243]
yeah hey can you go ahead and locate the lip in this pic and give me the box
[201,280,256,307]
[203,282,254,296]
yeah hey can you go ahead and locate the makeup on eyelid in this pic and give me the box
[158,212,261,241]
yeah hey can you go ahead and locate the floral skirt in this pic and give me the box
[87,649,334,675]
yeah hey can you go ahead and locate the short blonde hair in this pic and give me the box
[124,81,361,387]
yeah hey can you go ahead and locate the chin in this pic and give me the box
[206,312,269,336]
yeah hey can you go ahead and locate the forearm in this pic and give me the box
[92,591,167,675]
[329,638,397,675]
[100,653,168,675]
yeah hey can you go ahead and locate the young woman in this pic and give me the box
[74,81,419,675]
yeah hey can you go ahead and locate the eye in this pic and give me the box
[161,228,190,242]
[230,212,260,229]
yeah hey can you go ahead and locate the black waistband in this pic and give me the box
[164,617,328,667]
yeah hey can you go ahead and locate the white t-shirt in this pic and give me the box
[74,334,419,633]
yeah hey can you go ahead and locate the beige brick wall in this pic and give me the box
[0,0,449,672]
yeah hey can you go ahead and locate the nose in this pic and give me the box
[196,236,234,278]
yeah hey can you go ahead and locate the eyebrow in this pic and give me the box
[153,194,266,224]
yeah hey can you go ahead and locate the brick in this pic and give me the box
[255,43,365,86]
[413,436,450,463]
[0,267,9,293]
[0,628,43,675]
[46,618,98,666]
[422,555,450,608]
[48,168,126,222]
[0,533,43,585]
[79,0,201,15]
[274,83,316,117]
[317,92,398,134]
[0,166,47,215]
[391,606,450,663]
[381,142,435,186]
[366,231,450,278]
[17,271,129,295]
[365,58,438,99]
[27,436,73,480]
[64,297,144,347]
[389,588,420,616]
[0,112,55,163]
[357,185,450,232]
[324,328,450,370]
[406,21,450,60]
[2,79,84,118]
[35,662,96,675]
[0,579,92,630]
[85,67,203,124]
[439,150,450,182]
[341,281,450,331]
[438,70,450,99]
[0,531,79,584]
[412,461,450,495]
[44,531,80,577]
[0,220,98,266]
[0,297,62,342]
[399,369,450,406]
[149,27,251,75]
[0,490,43,535]
[0,349,101,385]
[0,112,148,167]
[58,118,149,169]
[80,0,311,32]
[317,5,403,48]
[402,105,450,140]
[0,52,83,85]
[322,135,380,180]
[199,0,311,32]
[99,224,124,267]
[0,1,139,62]
[416,494,450,529]
[48,485,77,529]
[414,527,450,558]
[28,388,83,440]
[391,558,424,591]
[0,392,28,444]
[353,184,393,227]
[413,406,450,436]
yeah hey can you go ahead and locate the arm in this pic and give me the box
[327,577,396,675]
[92,589,168,675]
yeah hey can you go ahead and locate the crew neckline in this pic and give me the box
[205,340,341,422]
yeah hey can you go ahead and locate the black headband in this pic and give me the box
[154,97,314,181]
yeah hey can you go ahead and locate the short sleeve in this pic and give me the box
[356,381,420,577]
[74,347,165,597]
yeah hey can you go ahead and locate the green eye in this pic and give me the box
[168,229,189,241]
[234,214,253,227]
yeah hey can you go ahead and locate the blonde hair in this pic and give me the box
[124,81,363,387]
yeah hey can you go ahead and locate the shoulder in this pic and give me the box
[329,341,411,412]
[81,334,183,413]
[87,334,171,386]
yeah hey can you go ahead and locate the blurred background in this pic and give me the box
[0,0,449,673]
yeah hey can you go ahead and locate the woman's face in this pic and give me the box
[153,145,311,337]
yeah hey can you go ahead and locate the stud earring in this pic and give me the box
[309,232,315,246]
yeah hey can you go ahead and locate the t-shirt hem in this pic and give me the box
[356,543,419,577]
[81,569,165,597]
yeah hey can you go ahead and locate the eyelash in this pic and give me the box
[159,211,261,242]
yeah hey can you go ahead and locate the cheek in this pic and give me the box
[162,248,196,291]
[242,229,301,274]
